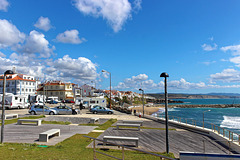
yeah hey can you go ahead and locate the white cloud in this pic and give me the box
[56,30,86,44]
[221,44,240,55]
[229,56,240,67]
[202,43,217,51]
[0,19,25,48]
[133,0,142,11]
[73,0,132,32]
[19,30,54,58]
[168,78,206,90]
[50,55,97,80]
[34,16,52,31]
[0,0,9,12]
[0,53,98,83]
[209,37,214,41]
[132,74,148,81]
[202,61,216,65]
[210,69,240,83]
[0,51,6,57]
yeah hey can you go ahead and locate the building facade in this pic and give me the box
[37,81,75,101]
[0,73,40,96]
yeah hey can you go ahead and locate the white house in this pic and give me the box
[0,72,40,96]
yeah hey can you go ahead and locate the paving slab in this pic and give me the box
[0,123,97,145]
[88,120,232,158]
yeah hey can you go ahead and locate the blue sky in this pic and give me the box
[1,0,240,94]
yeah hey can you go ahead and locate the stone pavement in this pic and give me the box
[0,123,97,145]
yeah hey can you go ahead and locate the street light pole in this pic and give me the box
[102,70,111,109]
[139,89,144,117]
[203,110,211,128]
[1,70,14,143]
[160,72,169,154]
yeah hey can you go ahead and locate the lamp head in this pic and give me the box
[4,70,14,75]
[139,88,143,91]
[102,70,106,72]
[160,72,169,78]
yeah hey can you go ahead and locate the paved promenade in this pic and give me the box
[0,124,97,145]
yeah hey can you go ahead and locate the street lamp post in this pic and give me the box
[139,89,144,117]
[160,72,169,154]
[203,110,211,128]
[1,70,14,143]
[102,70,111,109]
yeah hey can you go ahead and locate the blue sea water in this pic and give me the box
[156,99,240,134]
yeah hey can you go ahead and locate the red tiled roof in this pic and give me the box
[0,75,35,82]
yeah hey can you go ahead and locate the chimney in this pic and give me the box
[12,67,16,73]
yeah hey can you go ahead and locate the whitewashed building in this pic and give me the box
[0,72,40,96]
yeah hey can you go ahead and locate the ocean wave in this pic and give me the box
[168,108,180,112]
[220,116,240,129]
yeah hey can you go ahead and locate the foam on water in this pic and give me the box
[220,116,240,129]
[168,108,180,112]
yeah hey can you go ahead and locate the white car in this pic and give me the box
[33,101,44,106]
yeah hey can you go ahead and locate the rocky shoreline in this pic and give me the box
[170,104,240,108]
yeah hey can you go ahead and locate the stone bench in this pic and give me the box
[122,120,143,126]
[90,117,99,124]
[17,119,42,126]
[103,136,139,147]
[39,129,60,142]
[5,114,18,119]
[116,123,141,131]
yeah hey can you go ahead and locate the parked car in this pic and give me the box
[63,100,75,103]
[49,100,58,104]
[90,106,114,114]
[52,105,80,115]
[32,101,44,105]
[28,105,57,115]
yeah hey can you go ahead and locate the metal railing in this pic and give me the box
[154,114,240,145]
[84,135,176,160]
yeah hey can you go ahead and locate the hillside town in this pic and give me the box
[0,68,156,107]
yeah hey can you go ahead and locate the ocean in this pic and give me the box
[171,98,240,105]
[156,99,240,134]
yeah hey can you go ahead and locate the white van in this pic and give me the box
[2,94,30,109]
[75,97,106,109]
[46,96,59,103]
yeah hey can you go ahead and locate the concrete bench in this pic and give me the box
[17,119,42,126]
[39,129,60,142]
[103,136,139,147]
[122,120,143,126]
[5,114,18,119]
[116,123,141,131]
[90,117,99,124]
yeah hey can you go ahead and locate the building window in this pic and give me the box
[60,92,63,95]
[29,89,31,92]
[17,88,20,91]
[7,88,10,92]
[12,88,14,92]
[26,89,28,92]
[26,82,28,85]
[22,88,24,91]
[12,81,14,85]
[51,86,53,89]
[50,92,53,95]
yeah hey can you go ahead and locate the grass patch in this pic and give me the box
[1,115,45,125]
[1,115,70,125]
[79,119,117,130]
[0,132,175,160]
